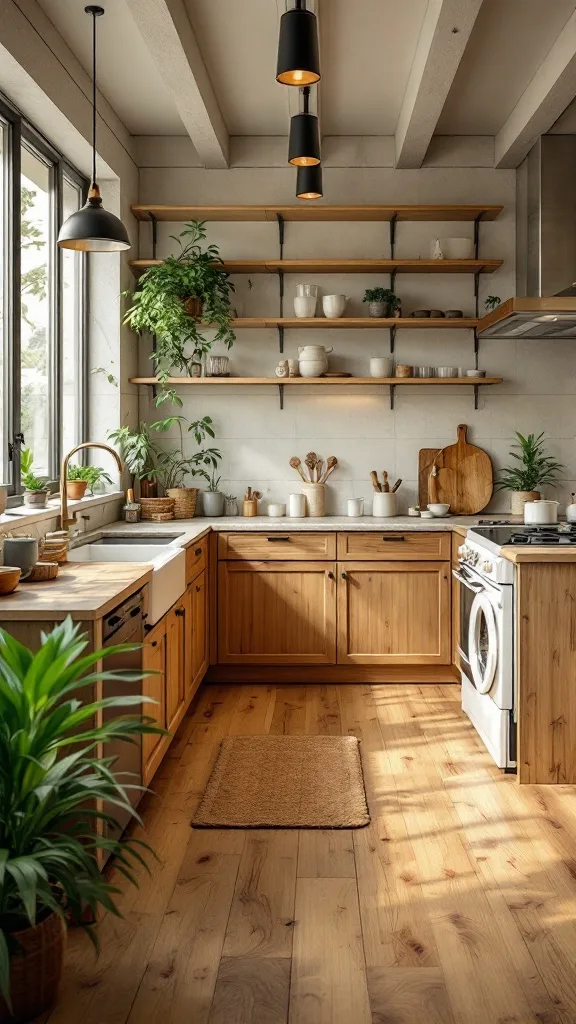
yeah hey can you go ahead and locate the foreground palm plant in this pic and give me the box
[0,617,162,1018]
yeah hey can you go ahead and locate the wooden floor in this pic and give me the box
[42,683,576,1024]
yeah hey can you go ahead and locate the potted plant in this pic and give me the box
[66,464,114,500]
[203,471,224,517]
[20,448,49,508]
[496,431,564,515]
[108,422,159,497]
[152,414,221,519]
[485,295,501,312]
[0,616,162,1022]
[123,220,236,381]
[362,287,400,318]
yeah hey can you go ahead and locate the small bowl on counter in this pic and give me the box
[267,503,286,517]
[0,566,21,595]
[419,510,435,519]
[427,503,451,517]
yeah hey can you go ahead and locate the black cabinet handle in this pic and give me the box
[381,536,405,541]
[144,623,153,634]
[107,614,121,627]
[151,640,157,647]
[175,607,185,617]
[130,605,140,617]
[267,536,290,542]
[341,571,348,580]
[196,584,201,592]
[194,547,202,555]
[327,571,335,580]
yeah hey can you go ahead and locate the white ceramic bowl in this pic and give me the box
[427,503,450,517]
[419,510,434,519]
[322,294,347,319]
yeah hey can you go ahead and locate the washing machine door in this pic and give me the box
[468,590,498,695]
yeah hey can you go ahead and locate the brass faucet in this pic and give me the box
[59,442,123,531]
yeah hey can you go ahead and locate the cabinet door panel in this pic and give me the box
[190,569,208,693]
[165,605,185,729]
[218,561,336,664]
[337,561,450,664]
[142,619,166,783]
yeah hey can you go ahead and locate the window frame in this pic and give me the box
[0,91,88,498]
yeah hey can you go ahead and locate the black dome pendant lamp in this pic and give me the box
[296,163,323,200]
[276,0,320,87]
[288,86,320,167]
[58,6,130,252]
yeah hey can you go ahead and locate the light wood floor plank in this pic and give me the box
[367,966,456,1024]
[269,685,308,735]
[223,831,298,958]
[289,877,371,1024]
[228,685,276,736]
[208,958,290,1024]
[297,829,355,879]
[304,684,342,735]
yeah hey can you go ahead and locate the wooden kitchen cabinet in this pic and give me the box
[142,617,167,785]
[188,569,209,696]
[165,601,186,730]
[218,560,337,664]
[337,561,451,665]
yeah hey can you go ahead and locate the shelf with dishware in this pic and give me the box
[131,204,504,223]
[129,258,503,276]
[227,317,480,329]
[129,374,504,411]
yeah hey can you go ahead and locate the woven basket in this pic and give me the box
[140,497,175,521]
[0,912,65,1023]
[166,487,198,519]
[28,561,59,582]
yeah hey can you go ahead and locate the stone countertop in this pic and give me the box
[0,562,153,621]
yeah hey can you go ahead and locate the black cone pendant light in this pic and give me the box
[288,86,320,167]
[58,6,130,252]
[296,163,323,200]
[276,0,320,87]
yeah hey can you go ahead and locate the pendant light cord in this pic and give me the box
[91,8,97,188]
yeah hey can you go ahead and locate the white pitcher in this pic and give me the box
[298,344,333,378]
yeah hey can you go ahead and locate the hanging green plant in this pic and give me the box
[123,221,236,379]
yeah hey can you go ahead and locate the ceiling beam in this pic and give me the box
[495,10,576,168]
[276,0,321,140]
[395,0,483,169]
[125,0,228,167]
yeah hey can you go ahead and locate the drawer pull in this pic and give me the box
[196,585,201,592]
[267,536,290,542]
[194,547,202,556]
[175,607,185,617]
[381,536,405,541]
[327,571,335,580]
[341,571,348,580]
[151,640,157,648]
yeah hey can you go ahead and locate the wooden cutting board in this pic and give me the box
[418,425,493,514]
[418,448,442,509]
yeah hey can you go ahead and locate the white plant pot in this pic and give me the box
[322,294,347,318]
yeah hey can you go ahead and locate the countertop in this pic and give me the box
[0,562,153,620]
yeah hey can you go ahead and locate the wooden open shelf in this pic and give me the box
[130,376,503,387]
[131,204,504,223]
[129,258,503,275]
[228,317,478,329]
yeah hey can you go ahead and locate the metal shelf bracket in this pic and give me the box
[473,326,479,369]
[278,383,285,410]
[389,323,396,355]
[389,384,396,410]
[150,211,158,260]
[278,325,284,353]
[277,213,285,260]
[474,384,479,410]
[389,213,397,259]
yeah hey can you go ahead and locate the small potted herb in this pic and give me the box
[203,471,224,517]
[496,431,564,515]
[152,414,222,519]
[66,463,113,500]
[20,448,49,508]
[363,287,400,318]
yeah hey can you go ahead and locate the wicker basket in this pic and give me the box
[0,912,65,1023]
[140,497,175,521]
[166,487,198,519]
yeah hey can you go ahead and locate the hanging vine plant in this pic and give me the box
[123,220,236,380]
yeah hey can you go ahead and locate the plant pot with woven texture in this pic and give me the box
[166,487,198,519]
[510,490,540,516]
[0,912,65,1023]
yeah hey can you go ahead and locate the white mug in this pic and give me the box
[347,497,364,517]
[288,493,306,518]
[370,357,393,378]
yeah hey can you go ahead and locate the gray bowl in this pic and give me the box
[444,309,464,318]
[411,309,431,318]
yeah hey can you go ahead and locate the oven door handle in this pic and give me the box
[452,568,484,593]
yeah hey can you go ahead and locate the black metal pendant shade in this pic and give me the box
[276,1,320,86]
[58,6,131,252]
[296,163,323,200]
[289,112,320,166]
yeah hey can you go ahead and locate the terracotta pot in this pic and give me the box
[66,480,88,500]
[182,296,203,318]
[140,478,158,498]
[23,490,48,508]
[0,912,66,1023]
[510,490,540,516]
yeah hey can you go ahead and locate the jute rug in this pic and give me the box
[192,734,370,829]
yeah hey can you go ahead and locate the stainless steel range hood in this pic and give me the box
[478,136,576,339]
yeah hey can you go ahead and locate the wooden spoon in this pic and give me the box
[320,456,338,483]
[370,471,381,492]
[382,472,390,493]
[305,451,318,481]
[290,456,307,481]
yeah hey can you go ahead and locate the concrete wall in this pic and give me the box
[133,135,576,515]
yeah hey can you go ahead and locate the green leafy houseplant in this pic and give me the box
[66,464,113,497]
[123,221,236,379]
[108,423,160,495]
[0,617,162,1018]
[496,432,564,513]
[362,287,400,316]
[20,449,48,494]
[152,414,221,492]
[485,295,501,311]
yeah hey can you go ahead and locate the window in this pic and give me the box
[0,94,88,496]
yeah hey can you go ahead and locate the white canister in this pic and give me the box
[298,344,332,378]
[294,295,317,318]
[347,497,364,517]
[288,493,306,518]
[566,494,576,522]
[267,503,286,517]
[370,357,393,378]
[322,294,347,319]
[372,492,397,517]
[523,499,559,525]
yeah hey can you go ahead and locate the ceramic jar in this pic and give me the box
[372,492,397,517]
[322,294,347,319]
[294,283,318,318]
[370,357,393,378]
[288,493,306,517]
[395,364,413,378]
[203,491,225,516]
[301,482,326,517]
[298,345,332,378]
[3,537,38,579]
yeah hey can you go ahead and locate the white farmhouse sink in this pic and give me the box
[68,543,186,624]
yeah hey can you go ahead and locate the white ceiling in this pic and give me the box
[34,0,576,151]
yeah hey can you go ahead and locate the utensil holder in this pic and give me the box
[243,498,259,517]
[372,492,397,517]
[301,482,326,517]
